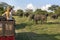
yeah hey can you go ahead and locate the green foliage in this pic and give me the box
[55,7,60,14]
[48,5,59,11]
[16,9,24,16]
[25,9,33,15]
[0,6,4,16]
[48,5,60,15]
[0,2,13,16]
[48,12,54,16]
[34,9,47,15]
[34,9,42,14]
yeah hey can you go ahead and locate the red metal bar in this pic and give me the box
[0,36,5,40]
[0,36,15,40]
[5,36,15,40]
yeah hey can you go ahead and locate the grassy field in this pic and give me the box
[14,16,60,40]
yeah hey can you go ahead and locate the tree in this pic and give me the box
[0,2,9,10]
[24,9,33,17]
[48,5,60,15]
[25,9,33,14]
[48,5,60,16]
[0,2,12,16]
[16,9,24,16]
[34,9,42,14]
[48,12,54,16]
[48,5,59,13]
[34,9,47,15]
[55,7,60,15]
[0,6,4,15]
[48,5,59,11]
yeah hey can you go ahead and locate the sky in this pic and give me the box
[0,0,60,10]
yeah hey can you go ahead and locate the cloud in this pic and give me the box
[40,4,51,11]
[26,3,35,10]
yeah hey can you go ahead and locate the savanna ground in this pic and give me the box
[14,16,60,40]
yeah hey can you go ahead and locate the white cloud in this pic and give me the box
[26,3,35,10]
[40,4,51,11]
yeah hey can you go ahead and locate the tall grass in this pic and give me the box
[13,16,60,40]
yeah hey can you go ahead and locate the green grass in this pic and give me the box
[13,16,60,40]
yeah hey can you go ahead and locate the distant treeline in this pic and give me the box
[0,2,60,16]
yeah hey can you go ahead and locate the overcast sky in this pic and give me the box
[0,0,60,10]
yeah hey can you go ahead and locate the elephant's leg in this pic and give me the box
[35,20,38,24]
[45,18,47,24]
[41,20,45,24]
[41,20,43,24]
